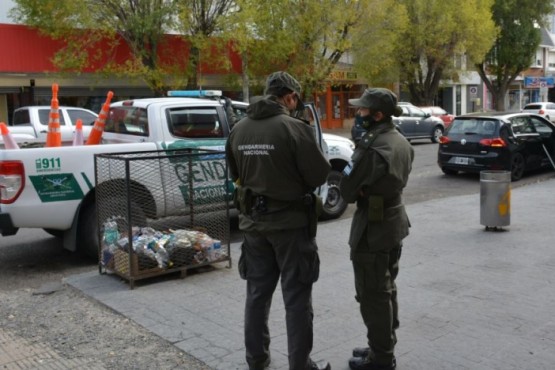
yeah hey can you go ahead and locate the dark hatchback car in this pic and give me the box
[351,104,444,143]
[437,112,555,181]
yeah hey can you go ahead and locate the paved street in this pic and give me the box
[2,126,554,369]
[57,176,555,370]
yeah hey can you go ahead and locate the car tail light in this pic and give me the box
[439,136,450,144]
[479,138,507,147]
[0,161,25,204]
[539,109,545,114]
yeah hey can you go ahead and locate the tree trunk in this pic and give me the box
[476,63,522,112]
[407,65,443,106]
[493,85,508,111]
[186,46,200,89]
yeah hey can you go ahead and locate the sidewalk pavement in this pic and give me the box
[64,177,555,370]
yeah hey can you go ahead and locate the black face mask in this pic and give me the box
[357,113,378,130]
[291,96,305,119]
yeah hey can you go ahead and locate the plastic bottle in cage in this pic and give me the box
[211,240,222,261]
[199,236,213,263]
[103,220,119,246]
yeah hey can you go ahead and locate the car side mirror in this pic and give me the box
[424,113,431,118]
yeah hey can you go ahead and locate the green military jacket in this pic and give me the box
[226,96,331,232]
[340,120,414,251]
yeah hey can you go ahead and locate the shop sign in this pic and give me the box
[524,76,554,88]
[328,70,357,81]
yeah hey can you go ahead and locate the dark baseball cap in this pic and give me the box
[264,71,302,96]
[349,88,402,117]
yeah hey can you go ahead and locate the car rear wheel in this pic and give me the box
[510,153,525,181]
[431,126,443,143]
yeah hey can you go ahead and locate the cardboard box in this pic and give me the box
[113,249,162,276]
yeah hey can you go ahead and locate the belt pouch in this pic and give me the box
[367,195,384,222]
[233,185,253,215]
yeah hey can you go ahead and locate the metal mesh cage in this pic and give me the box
[95,148,231,288]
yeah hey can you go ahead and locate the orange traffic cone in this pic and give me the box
[72,119,84,146]
[0,122,20,150]
[86,91,114,145]
[45,83,62,147]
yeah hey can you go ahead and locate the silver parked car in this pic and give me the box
[396,105,445,142]
[521,102,555,123]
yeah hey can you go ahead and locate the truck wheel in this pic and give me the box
[77,203,100,259]
[78,198,147,260]
[319,170,348,221]
[43,228,64,238]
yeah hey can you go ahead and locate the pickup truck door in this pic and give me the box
[302,103,325,149]
[161,104,229,216]
[103,102,229,217]
[299,103,328,200]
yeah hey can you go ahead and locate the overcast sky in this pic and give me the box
[0,0,16,24]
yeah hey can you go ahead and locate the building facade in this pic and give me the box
[4,19,555,129]
[435,26,555,116]
[0,23,366,129]
[0,23,251,124]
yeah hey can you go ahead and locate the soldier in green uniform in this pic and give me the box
[225,71,332,370]
[340,88,414,370]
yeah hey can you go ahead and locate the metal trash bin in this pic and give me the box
[480,170,511,230]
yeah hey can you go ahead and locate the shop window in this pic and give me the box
[332,94,341,119]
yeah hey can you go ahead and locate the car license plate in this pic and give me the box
[453,156,470,165]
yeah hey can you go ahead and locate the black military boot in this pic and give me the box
[348,356,396,370]
[308,358,331,370]
[352,347,370,358]
[248,356,270,370]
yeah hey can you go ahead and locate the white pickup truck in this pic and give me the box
[2,106,98,144]
[0,97,353,258]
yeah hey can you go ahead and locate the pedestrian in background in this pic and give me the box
[225,71,332,370]
[340,88,414,370]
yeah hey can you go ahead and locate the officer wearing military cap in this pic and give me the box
[340,88,414,370]
[226,71,332,370]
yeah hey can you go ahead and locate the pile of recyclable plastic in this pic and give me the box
[101,218,222,270]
